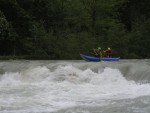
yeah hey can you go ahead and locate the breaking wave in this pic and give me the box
[0,60,150,113]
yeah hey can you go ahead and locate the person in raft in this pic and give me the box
[103,47,112,58]
[93,47,103,58]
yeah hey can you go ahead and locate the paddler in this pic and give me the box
[103,47,112,58]
[93,47,103,58]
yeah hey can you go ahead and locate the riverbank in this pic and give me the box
[0,55,145,60]
[0,55,52,60]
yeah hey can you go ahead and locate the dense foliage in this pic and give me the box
[0,0,150,59]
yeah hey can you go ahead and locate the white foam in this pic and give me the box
[0,65,150,112]
[0,72,21,85]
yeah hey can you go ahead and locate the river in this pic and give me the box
[0,60,150,113]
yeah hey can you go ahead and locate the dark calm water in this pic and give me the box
[0,59,150,113]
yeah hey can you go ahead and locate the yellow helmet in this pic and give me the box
[108,47,110,50]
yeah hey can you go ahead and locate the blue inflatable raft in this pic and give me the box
[80,54,120,61]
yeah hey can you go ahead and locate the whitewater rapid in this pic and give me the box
[0,60,150,113]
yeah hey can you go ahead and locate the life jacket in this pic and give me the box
[95,49,102,58]
[104,49,112,54]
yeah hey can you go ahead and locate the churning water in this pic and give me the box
[0,60,150,113]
